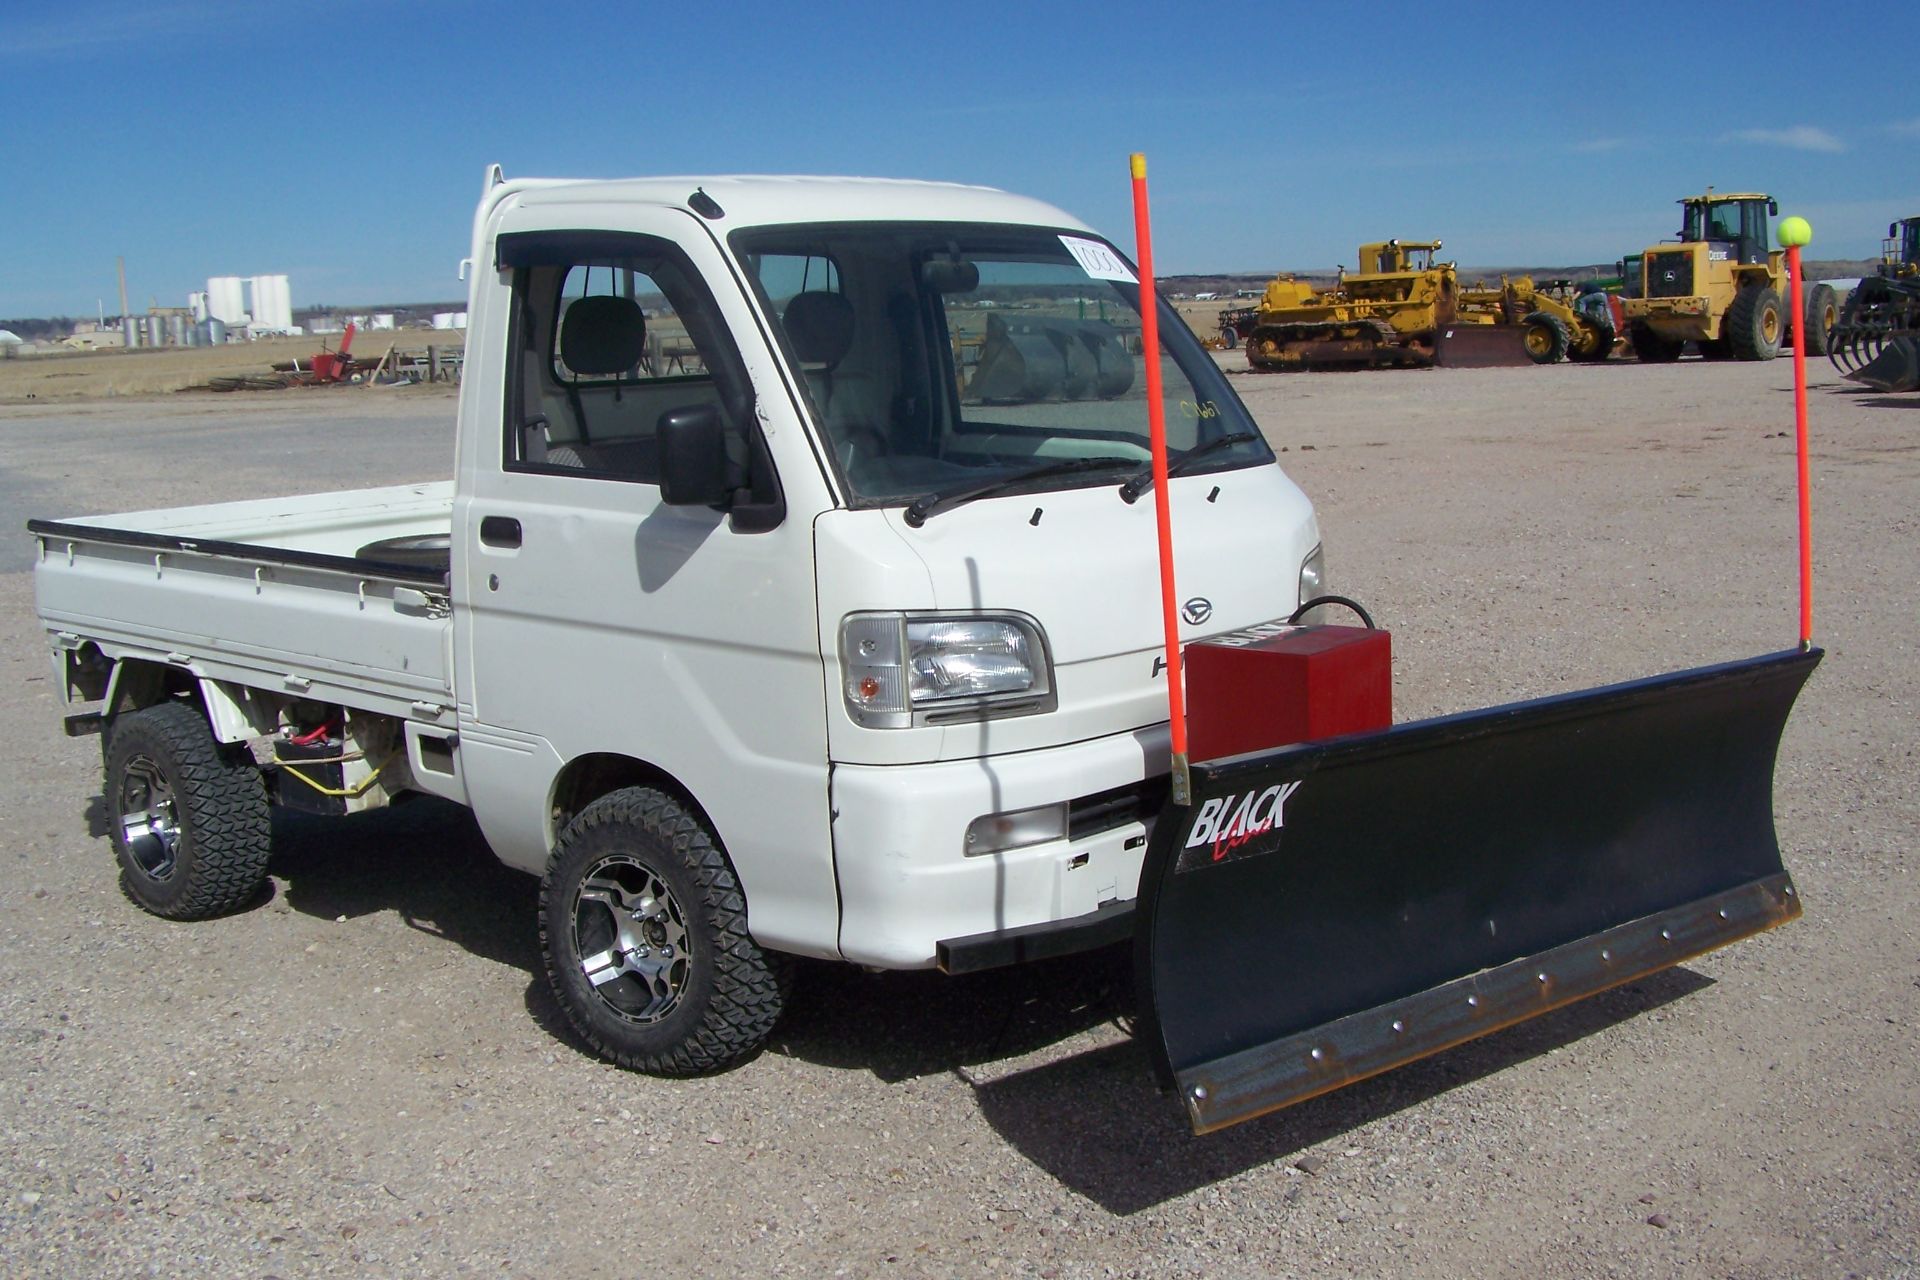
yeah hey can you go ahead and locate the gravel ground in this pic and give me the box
[2,362,1915,1279]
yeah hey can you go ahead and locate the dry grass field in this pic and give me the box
[0,332,465,403]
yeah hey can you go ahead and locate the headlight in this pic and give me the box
[1298,542,1327,608]
[841,612,1055,728]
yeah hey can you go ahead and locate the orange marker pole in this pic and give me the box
[1130,152,1191,805]
[1780,218,1814,648]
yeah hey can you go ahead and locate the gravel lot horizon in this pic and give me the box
[2,357,1914,1278]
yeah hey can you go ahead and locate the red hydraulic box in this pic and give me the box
[1185,623,1392,762]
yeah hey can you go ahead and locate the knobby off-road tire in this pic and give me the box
[104,700,272,920]
[540,787,788,1075]
[1630,323,1685,364]
[1804,282,1838,357]
[1523,314,1571,364]
[1727,285,1783,361]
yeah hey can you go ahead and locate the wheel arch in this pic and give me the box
[103,656,202,722]
[548,752,720,853]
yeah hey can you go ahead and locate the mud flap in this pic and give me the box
[1844,335,1920,393]
[1135,648,1820,1134]
[1433,324,1533,368]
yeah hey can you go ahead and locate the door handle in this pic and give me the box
[479,515,522,548]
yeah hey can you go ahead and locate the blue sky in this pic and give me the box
[4,0,1916,318]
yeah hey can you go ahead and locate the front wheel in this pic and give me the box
[1727,285,1783,360]
[540,787,788,1075]
[1522,314,1571,364]
[1630,323,1685,364]
[104,700,271,919]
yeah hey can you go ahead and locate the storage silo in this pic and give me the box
[249,275,293,331]
[207,277,248,326]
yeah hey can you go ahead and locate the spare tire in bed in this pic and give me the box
[356,532,452,576]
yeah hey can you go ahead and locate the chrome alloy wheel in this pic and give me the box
[572,855,691,1025]
[117,754,182,882]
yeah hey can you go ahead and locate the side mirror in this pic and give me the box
[1894,222,1901,238]
[1768,200,1778,216]
[658,404,730,507]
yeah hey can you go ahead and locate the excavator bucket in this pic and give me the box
[1135,647,1819,1134]
[1844,334,1920,393]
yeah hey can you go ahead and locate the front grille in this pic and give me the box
[1069,776,1170,841]
[1647,251,1694,299]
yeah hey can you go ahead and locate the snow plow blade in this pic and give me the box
[1135,648,1819,1134]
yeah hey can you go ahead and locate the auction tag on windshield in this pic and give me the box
[1059,235,1137,283]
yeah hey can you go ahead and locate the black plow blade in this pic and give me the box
[1845,334,1920,393]
[1135,648,1820,1134]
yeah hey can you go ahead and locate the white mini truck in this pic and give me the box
[32,170,1817,1132]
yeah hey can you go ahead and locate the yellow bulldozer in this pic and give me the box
[1622,190,1837,362]
[1243,241,1613,371]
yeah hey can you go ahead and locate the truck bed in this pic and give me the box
[31,482,457,723]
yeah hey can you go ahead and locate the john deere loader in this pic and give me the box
[1623,191,1837,362]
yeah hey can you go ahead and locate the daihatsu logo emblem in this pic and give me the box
[1182,597,1213,625]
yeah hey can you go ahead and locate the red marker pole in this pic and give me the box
[1779,215,1814,648]
[1130,152,1191,805]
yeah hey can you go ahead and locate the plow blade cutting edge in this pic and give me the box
[1135,648,1820,1134]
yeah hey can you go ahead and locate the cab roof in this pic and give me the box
[492,173,1092,235]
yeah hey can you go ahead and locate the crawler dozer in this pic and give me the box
[1828,216,1920,392]
[1622,191,1836,362]
[1244,241,1524,371]
[1243,244,1612,371]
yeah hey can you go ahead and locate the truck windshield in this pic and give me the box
[732,223,1272,507]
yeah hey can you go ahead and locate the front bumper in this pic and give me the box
[830,726,1168,968]
[1624,296,1710,321]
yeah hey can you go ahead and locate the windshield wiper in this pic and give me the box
[1118,431,1262,504]
[902,455,1139,527]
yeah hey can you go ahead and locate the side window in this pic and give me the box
[502,233,740,485]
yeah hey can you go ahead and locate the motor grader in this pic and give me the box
[1462,276,1616,364]
[1243,241,1610,371]
[1622,191,1837,362]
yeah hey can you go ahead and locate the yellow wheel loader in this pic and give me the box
[1829,215,1920,390]
[1623,191,1836,362]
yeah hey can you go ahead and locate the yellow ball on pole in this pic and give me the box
[1778,216,1813,248]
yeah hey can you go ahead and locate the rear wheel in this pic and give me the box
[1630,323,1685,363]
[1522,314,1570,364]
[540,787,788,1075]
[1727,285,1783,360]
[1566,325,1614,362]
[1218,326,1239,349]
[105,701,271,919]
[1804,282,1837,356]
